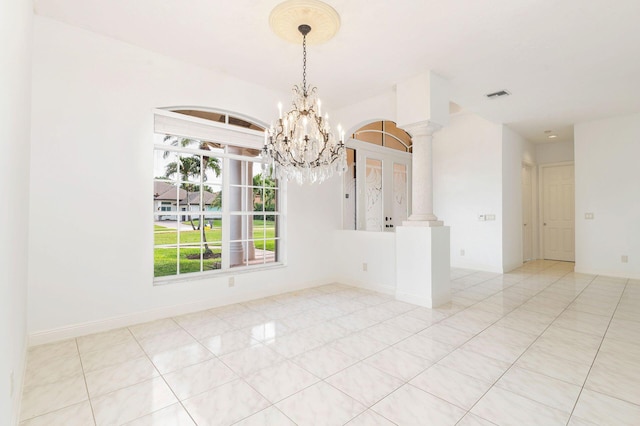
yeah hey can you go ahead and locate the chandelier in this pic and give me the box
[263,23,347,184]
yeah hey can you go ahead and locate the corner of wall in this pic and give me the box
[574,112,640,278]
[1,0,33,423]
[500,126,536,272]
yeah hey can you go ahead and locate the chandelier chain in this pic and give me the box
[302,33,307,96]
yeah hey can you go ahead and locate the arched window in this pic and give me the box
[344,120,412,231]
[351,121,413,153]
[153,108,282,281]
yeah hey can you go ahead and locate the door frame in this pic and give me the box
[345,138,412,231]
[522,161,537,262]
[538,161,575,261]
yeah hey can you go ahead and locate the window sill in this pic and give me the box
[153,262,286,286]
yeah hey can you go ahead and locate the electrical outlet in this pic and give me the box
[362,262,368,272]
[460,249,465,256]
[622,255,628,263]
[228,277,235,287]
[486,214,496,221]
[585,212,594,220]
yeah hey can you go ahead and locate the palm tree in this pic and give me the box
[253,173,277,220]
[164,156,200,230]
[164,156,201,192]
[163,136,222,257]
[163,136,221,177]
[211,190,222,210]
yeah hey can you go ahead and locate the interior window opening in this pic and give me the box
[344,120,412,231]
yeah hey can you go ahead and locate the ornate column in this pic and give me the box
[404,120,443,226]
[228,147,244,266]
[245,161,256,261]
[394,70,451,308]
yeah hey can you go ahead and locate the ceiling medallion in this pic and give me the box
[269,0,340,45]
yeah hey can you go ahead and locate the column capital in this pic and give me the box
[402,120,442,138]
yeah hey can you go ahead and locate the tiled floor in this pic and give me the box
[19,260,640,425]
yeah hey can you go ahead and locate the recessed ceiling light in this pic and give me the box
[485,90,511,99]
[548,135,557,139]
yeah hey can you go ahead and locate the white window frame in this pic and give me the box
[153,109,287,284]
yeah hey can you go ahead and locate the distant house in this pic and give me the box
[154,181,220,221]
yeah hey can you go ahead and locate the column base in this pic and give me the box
[229,241,244,266]
[402,220,444,227]
[405,213,443,227]
[395,226,451,308]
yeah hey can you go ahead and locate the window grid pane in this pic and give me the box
[154,133,281,279]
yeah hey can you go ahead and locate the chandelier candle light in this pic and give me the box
[263,23,347,184]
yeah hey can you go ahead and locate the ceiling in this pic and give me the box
[34,0,640,144]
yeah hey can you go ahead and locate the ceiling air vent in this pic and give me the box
[485,90,511,99]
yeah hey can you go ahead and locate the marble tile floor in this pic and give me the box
[19,260,640,425]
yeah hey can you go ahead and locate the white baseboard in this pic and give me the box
[351,282,396,296]
[28,279,330,346]
[395,290,432,308]
[502,261,524,273]
[574,267,639,280]
[12,339,28,426]
[334,276,395,296]
[450,260,503,274]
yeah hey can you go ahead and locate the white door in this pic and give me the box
[390,162,409,229]
[352,146,411,231]
[364,157,384,231]
[542,164,575,261]
[343,148,357,230]
[522,164,533,261]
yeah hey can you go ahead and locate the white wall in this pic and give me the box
[433,113,504,272]
[335,90,397,135]
[502,126,536,271]
[28,17,342,342]
[536,140,574,164]
[0,0,32,422]
[575,112,640,278]
[332,231,396,294]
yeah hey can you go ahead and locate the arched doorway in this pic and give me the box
[344,120,412,231]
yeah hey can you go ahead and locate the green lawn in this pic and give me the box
[154,220,276,277]
[181,218,222,228]
[154,245,222,277]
